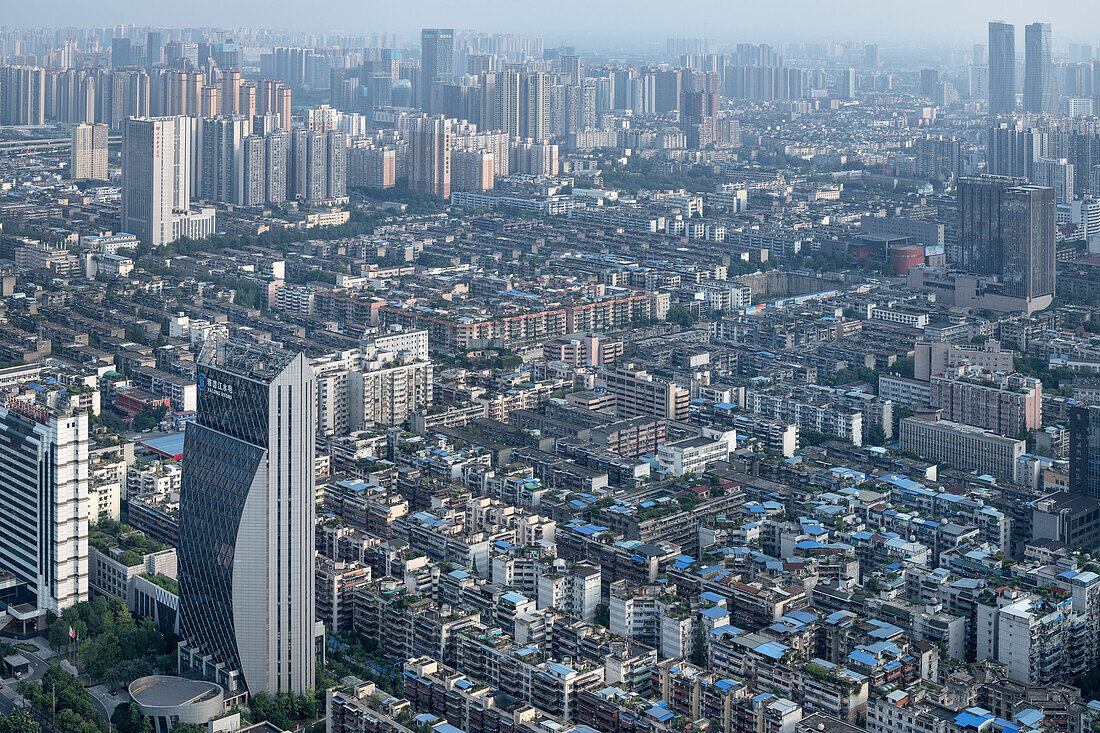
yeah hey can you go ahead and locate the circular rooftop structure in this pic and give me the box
[129,675,225,732]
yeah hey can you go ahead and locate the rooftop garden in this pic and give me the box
[89,518,169,565]
[141,573,179,595]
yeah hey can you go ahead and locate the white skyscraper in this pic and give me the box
[0,398,89,618]
[121,116,193,247]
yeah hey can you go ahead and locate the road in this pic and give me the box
[1,636,53,683]
[87,684,124,721]
[0,638,51,717]
[0,635,94,720]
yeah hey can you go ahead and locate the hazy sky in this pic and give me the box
[9,0,1100,45]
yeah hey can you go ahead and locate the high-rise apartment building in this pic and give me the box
[680,90,717,149]
[98,68,150,128]
[451,149,495,193]
[1034,157,1074,203]
[989,21,1016,114]
[0,65,46,126]
[987,121,1047,179]
[291,129,347,203]
[480,69,522,137]
[178,338,316,696]
[158,69,203,116]
[47,69,96,124]
[200,85,221,118]
[409,114,452,198]
[509,140,558,176]
[725,64,804,102]
[196,115,249,204]
[265,130,290,203]
[273,47,309,86]
[919,69,939,96]
[560,55,584,85]
[256,79,292,129]
[146,31,163,68]
[969,64,988,100]
[837,68,856,100]
[220,69,241,115]
[121,116,193,247]
[562,83,596,135]
[0,398,89,617]
[241,134,267,206]
[112,38,132,68]
[864,44,880,69]
[453,128,510,176]
[520,71,551,141]
[239,83,258,122]
[240,129,291,206]
[70,122,109,180]
[292,130,326,203]
[420,29,455,110]
[348,145,397,190]
[1024,22,1054,114]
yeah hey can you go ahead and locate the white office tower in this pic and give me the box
[0,398,89,618]
[121,116,194,247]
[178,338,316,696]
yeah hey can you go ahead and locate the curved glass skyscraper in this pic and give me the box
[1024,22,1054,114]
[178,337,315,697]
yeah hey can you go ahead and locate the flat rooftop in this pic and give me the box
[139,432,186,460]
[129,676,222,708]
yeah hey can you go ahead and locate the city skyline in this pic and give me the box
[9,1,1100,44]
[3,6,1100,733]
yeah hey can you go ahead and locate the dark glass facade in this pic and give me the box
[195,369,270,446]
[956,175,1023,275]
[1071,405,1100,501]
[957,176,1055,302]
[988,21,1015,115]
[177,419,265,674]
[180,361,271,679]
[1002,185,1056,300]
[179,338,315,696]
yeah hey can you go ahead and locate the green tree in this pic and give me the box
[170,724,206,733]
[889,357,915,379]
[0,709,40,733]
[864,426,887,446]
[130,404,168,432]
[92,410,125,432]
[594,602,610,627]
[801,430,843,447]
[666,305,697,328]
[689,622,707,666]
[20,667,106,733]
[111,703,142,733]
